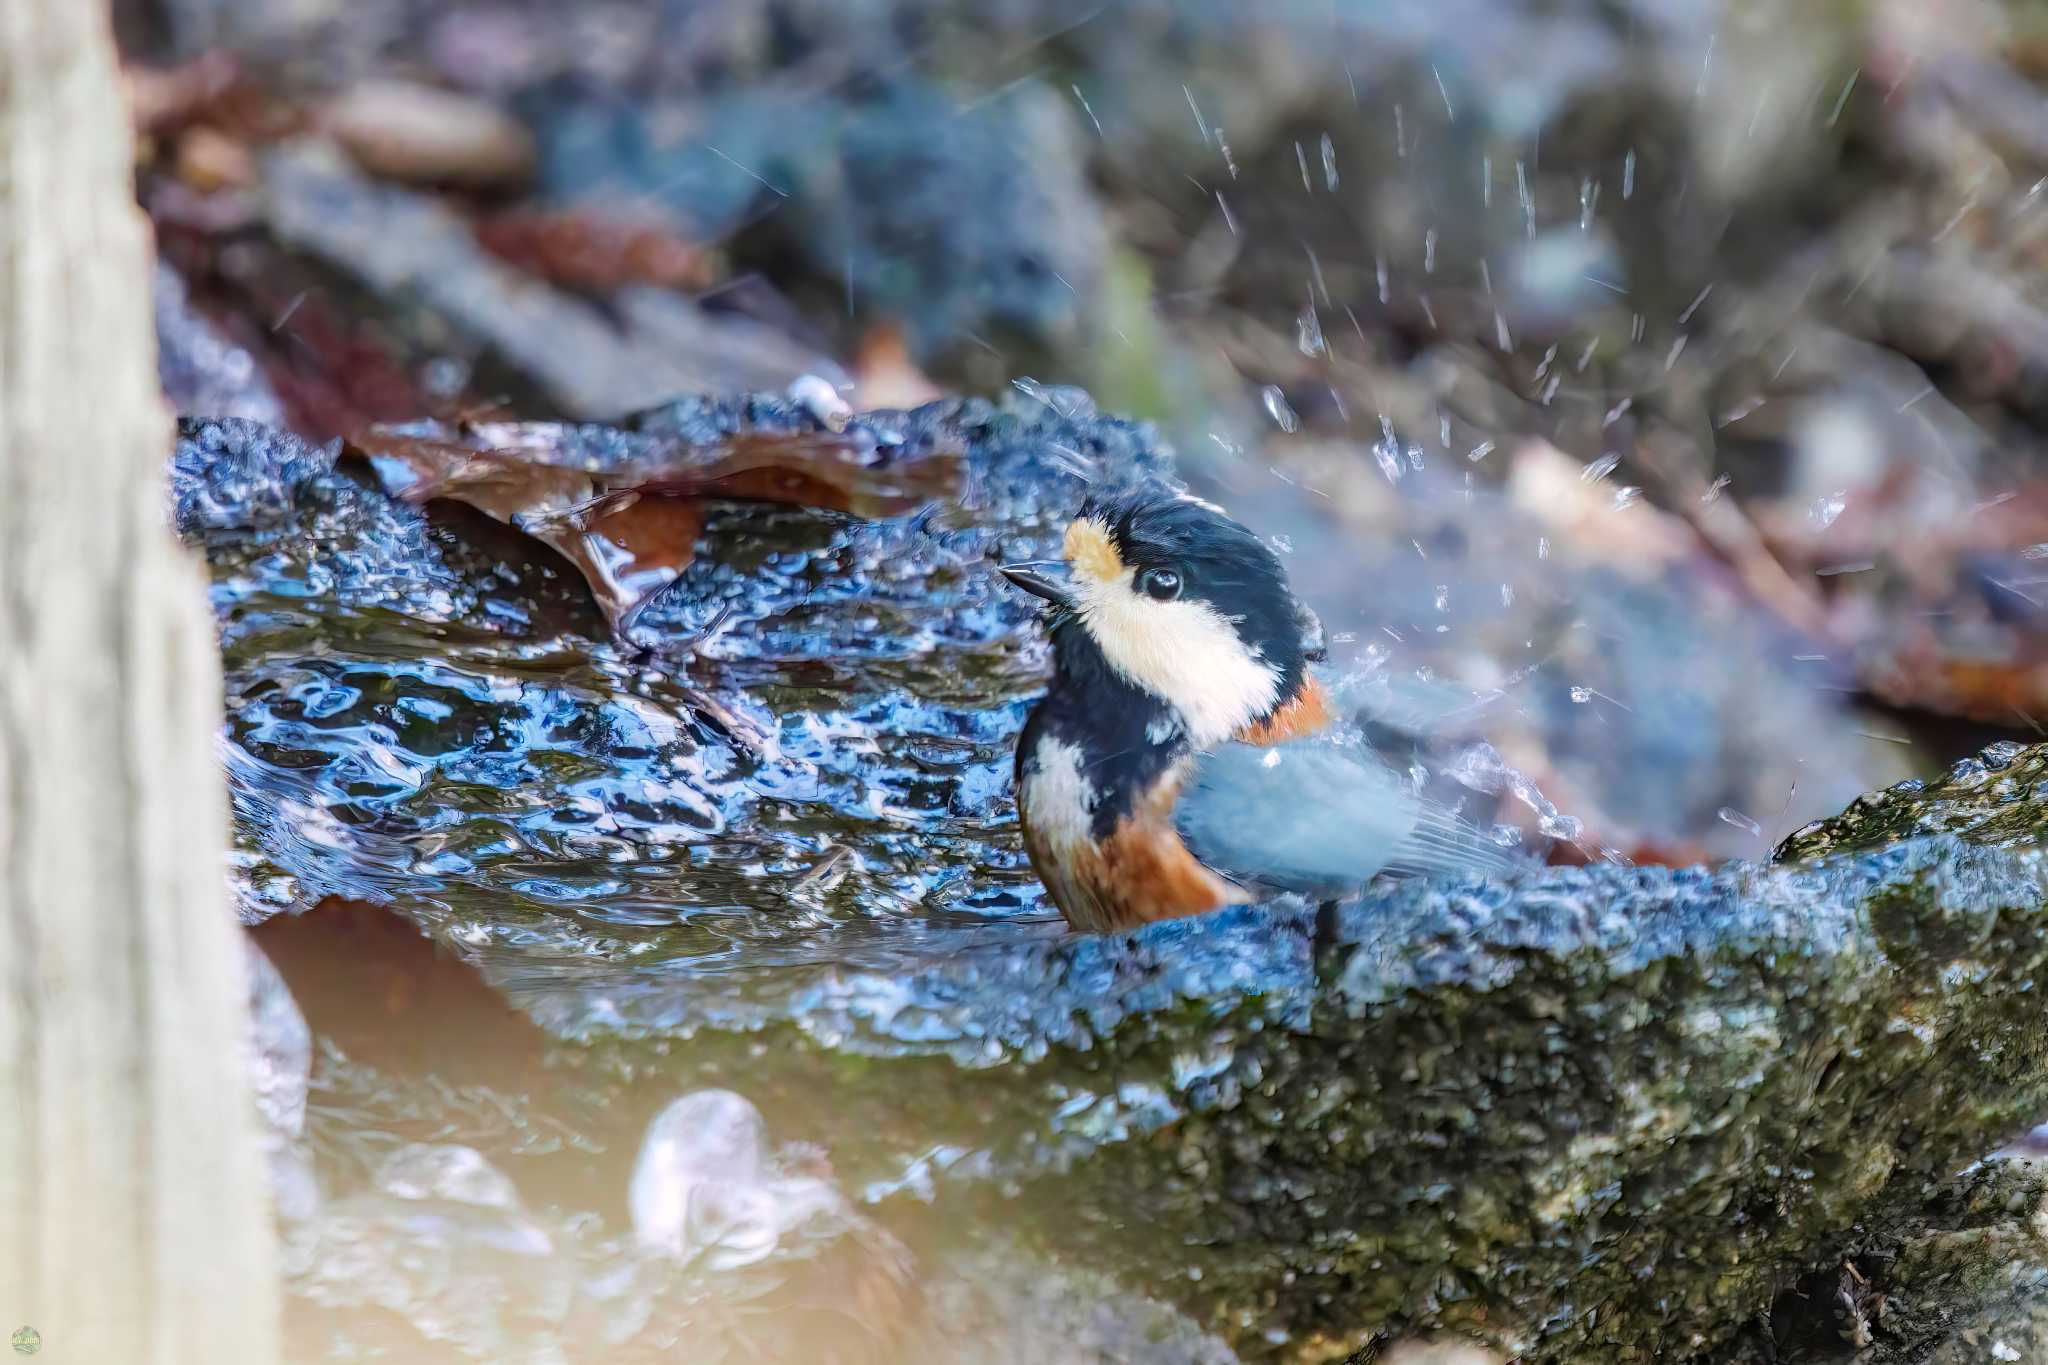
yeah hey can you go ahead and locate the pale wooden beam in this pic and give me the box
[0,2,279,1360]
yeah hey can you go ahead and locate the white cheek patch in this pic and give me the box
[1074,572,1280,749]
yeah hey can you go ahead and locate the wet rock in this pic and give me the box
[917,1246,1240,1365]
[172,415,478,628]
[246,940,310,1140]
[154,263,286,425]
[245,939,319,1223]
[321,79,536,189]
[1776,738,2046,861]
[527,79,1108,376]
[791,82,1107,365]
[1380,1342,1507,1365]
[1739,1156,2048,1363]
[260,139,840,415]
[534,779,2048,1361]
[171,414,338,535]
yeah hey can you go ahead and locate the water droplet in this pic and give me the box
[1582,453,1621,483]
[1622,148,1637,199]
[1570,686,1593,704]
[2023,544,2048,560]
[1703,474,1731,504]
[1260,386,1299,433]
[1809,491,1848,530]
[1611,486,1642,510]
[1717,807,1763,837]
[1678,284,1714,326]
[1467,440,1495,463]
[1296,303,1326,357]
[1320,133,1339,191]
[1372,434,1403,483]
[1500,582,1515,607]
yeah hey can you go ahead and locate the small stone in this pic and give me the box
[321,80,536,189]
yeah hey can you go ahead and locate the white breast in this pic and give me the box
[1019,736,1096,854]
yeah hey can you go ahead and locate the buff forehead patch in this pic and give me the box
[1063,518,1126,583]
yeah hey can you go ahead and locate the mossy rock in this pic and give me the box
[557,747,2048,1360]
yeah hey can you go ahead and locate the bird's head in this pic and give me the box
[1002,484,1320,748]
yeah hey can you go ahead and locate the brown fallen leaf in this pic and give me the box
[126,51,280,138]
[348,419,961,639]
[458,420,961,517]
[472,208,717,293]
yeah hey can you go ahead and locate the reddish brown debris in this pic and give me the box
[473,209,717,294]
[348,420,962,636]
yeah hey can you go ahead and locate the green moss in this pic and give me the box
[552,747,2048,1361]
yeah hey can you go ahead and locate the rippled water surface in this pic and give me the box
[193,394,1268,1359]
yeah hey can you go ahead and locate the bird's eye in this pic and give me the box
[1137,567,1182,601]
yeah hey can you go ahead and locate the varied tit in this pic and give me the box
[1001,484,1507,933]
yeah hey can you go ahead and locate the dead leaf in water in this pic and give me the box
[348,419,960,640]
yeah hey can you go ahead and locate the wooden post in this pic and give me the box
[0,3,279,1361]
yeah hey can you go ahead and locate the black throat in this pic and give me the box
[1016,615,1189,838]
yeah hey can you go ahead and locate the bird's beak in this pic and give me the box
[1000,560,1076,610]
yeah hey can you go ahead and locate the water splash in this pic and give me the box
[1261,386,1301,433]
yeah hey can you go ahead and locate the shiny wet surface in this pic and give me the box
[191,395,1242,1360]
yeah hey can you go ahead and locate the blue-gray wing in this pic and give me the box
[1175,740,1511,897]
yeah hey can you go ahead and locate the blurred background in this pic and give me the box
[132,0,2048,862]
[117,0,2048,1359]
